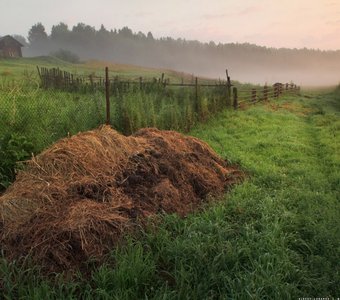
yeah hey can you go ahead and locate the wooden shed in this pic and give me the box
[0,35,23,58]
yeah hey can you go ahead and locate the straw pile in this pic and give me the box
[0,126,242,271]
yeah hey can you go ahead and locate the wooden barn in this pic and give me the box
[0,35,23,58]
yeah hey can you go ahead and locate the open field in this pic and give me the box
[1,87,339,299]
[0,57,207,84]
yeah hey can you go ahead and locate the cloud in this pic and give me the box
[202,5,262,20]
[325,1,339,6]
[135,12,153,18]
[237,5,262,16]
[326,19,340,26]
[202,13,231,20]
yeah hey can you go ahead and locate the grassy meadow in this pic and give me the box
[0,57,204,84]
[1,86,339,299]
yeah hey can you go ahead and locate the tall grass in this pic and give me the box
[0,83,228,152]
[0,82,228,190]
[1,89,339,299]
[0,87,105,151]
[112,85,227,134]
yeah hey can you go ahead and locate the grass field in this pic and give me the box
[1,87,339,299]
[0,57,205,84]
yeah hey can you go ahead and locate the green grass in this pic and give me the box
[0,84,227,150]
[0,57,210,83]
[0,87,105,151]
[1,89,339,299]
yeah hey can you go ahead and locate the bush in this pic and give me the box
[0,134,34,191]
[50,49,80,64]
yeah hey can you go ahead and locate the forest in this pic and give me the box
[5,22,340,85]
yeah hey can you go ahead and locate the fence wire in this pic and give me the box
[0,80,230,154]
[1,67,299,155]
[0,84,105,152]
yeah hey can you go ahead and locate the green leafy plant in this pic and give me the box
[0,133,34,191]
[50,49,80,64]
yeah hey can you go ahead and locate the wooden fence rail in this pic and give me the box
[37,66,300,120]
[233,82,299,109]
[37,66,227,90]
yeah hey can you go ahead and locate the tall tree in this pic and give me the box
[147,31,154,41]
[51,22,70,41]
[28,23,48,45]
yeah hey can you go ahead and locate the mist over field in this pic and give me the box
[4,22,340,86]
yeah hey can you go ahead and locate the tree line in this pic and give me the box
[9,22,340,85]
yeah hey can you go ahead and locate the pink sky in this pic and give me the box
[1,0,339,50]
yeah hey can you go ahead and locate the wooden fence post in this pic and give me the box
[274,85,278,99]
[251,88,256,103]
[195,77,199,112]
[161,73,165,86]
[233,87,238,109]
[264,85,268,101]
[226,69,231,107]
[139,77,143,90]
[105,67,110,125]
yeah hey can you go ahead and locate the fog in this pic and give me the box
[22,24,340,86]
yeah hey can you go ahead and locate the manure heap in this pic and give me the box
[0,126,242,271]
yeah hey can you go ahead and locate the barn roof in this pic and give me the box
[0,35,24,48]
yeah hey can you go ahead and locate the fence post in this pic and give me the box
[274,85,278,99]
[105,67,110,125]
[195,77,199,113]
[264,85,268,101]
[226,69,231,107]
[139,77,143,90]
[251,88,256,103]
[233,87,238,110]
[36,66,41,84]
[161,73,165,86]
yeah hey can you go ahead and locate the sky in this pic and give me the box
[1,0,339,50]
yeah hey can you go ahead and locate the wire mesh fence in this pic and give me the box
[1,67,300,154]
[0,76,230,153]
[0,66,300,191]
[0,84,105,152]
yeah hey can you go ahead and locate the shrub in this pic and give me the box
[0,134,34,191]
[50,49,80,64]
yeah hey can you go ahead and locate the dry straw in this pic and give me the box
[0,126,242,271]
